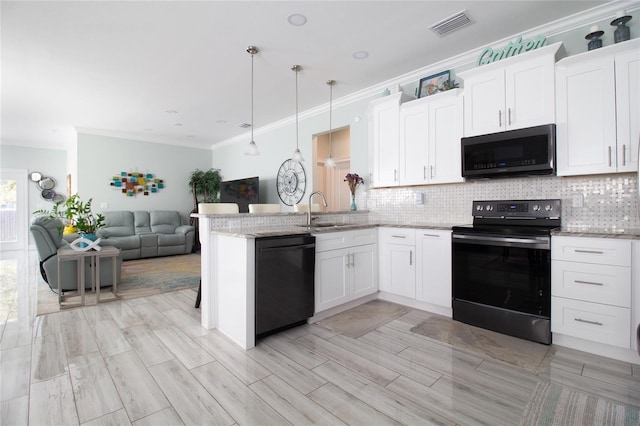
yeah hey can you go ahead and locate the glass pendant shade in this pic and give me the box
[245,140,259,156]
[245,46,260,156]
[291,65,304,162]
[324,80,336,168]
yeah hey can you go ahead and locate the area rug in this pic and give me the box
[410,316,555,374]
[520,381,640,426]
[316,300,410,338]
[37,253,200,316]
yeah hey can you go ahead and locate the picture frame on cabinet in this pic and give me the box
[418,70,450,98]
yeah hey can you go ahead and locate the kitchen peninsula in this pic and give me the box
[193,210,457,349]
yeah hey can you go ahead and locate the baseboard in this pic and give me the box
[378,291,452,318]
[309,293,378,323]
[553,333,640,365]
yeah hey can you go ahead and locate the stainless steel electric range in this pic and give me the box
[451,199,561,345]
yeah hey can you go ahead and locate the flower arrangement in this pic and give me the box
[344,173,364,195]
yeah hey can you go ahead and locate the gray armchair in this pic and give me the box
[30,215,122,292]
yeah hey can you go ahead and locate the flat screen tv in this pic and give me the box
[219,176,259,213]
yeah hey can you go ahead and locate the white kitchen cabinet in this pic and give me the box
[551,236,632,349]
[369,93,409,187]
[399,90,463,186]
[379,228,415,298]
[556,39,639,176]
[415,230,451,308]
[314,229,377,313]
[459,43,560,137]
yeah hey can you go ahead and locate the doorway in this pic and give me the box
[313,127,350,211]
[0,169,28,251]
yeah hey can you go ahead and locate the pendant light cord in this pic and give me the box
[328,81,333,153]
[295,67,299,151]
[251,50,255,142]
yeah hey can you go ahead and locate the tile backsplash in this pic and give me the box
[361,172,639,231]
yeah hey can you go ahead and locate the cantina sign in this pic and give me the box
[477,35,547,66]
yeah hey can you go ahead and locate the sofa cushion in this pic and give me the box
[99,211,134,238]
[150,210,181,234]
[134,211,152,234]
[157,233,185,247]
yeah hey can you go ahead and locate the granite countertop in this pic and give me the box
[553,227,640,239]
[210,222,465,238]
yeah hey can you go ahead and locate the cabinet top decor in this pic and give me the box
[477,35,547,66]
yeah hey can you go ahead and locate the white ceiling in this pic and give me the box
[1,1,610,151]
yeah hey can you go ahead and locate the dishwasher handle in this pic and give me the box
[258,243,316,254]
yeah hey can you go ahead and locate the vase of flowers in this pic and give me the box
[344,173,364,211]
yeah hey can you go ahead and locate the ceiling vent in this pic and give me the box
[237,122,252,129]
[429,10,472,37]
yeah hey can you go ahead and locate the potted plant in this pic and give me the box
[188,168,222,210]
[35,193,105,237]
[188,168,222,251]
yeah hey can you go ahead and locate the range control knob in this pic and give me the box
[532,204,540,212]
[485,204,494,211]
[545,204,553,211]
[476,205,483,211]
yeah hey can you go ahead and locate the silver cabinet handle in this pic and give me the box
[622,144,627,166]
[409,250,413,266]
[423,166,427,180]
[575,280,604,286]
[574,249,604,254]
[608,146,612,167]
[508,108,512,125]
[423,234,440,238]
[392,235,407,239]
[498,110,502,127]
[574,318,603,326]
[430,165,434,179]
[351,253,355,268]
[394,169,398,182]
[345,254,350,269]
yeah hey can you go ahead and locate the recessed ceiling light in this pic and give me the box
[216,120,227,124]
[287,13,307,26]
[352,50,369,60]
[144,128,153,131]
[166,109,178,114]
[175,123,182,126]
[238,122,252,129]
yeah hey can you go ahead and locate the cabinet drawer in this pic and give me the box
[314,229,377,252]
[379,227,415,245]
[551,236,631,266]
[551,297,630,348]
[552,260,631,307]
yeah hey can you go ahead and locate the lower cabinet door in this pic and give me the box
[351,244,377,299]
[552,296,631,348]
[416,230,451,307]
[315,249,349,313]
[380,242,416,298]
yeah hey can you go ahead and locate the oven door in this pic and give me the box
[452,232,551,317]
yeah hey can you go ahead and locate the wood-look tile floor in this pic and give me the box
[1,250,639,425]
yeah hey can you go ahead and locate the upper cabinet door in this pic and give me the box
[370,93,403,187]
[462,69,505,136]
[399,99,430,185]
[556,57,617,176]
[428,93,463,184]
[615,49,640,173]
[506,55,556,130]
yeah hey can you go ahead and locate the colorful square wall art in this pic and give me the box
[110,171,165,197]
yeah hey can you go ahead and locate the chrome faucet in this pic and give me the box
[307,191,328,226]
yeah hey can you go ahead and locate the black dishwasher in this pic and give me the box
[255,234,315,340]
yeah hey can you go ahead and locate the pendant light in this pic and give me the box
[324,80,336,168]
[245,46,260,156]
[291,65,304,162]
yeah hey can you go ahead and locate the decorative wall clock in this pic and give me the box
[276,158,306,206]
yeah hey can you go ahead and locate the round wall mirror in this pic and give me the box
[52,193,66,203]
[29,171,42,182]
[37,176,56,190]
[41,189,56,200]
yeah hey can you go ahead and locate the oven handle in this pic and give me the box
[452,233,550,250]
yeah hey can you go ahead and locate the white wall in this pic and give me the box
[77,133,212,221]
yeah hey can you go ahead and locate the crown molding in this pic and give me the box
[213,0,639,151]
[75,127,212,151]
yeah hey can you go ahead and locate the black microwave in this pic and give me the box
[461,124,556,179]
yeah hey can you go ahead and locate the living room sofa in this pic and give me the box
[97,210,195,260]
